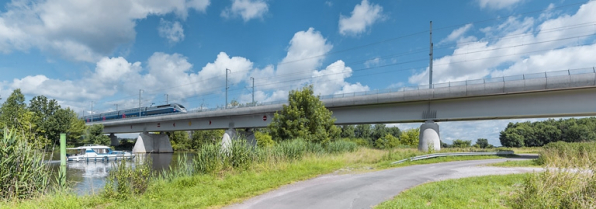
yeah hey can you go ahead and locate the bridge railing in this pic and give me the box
[88,67,596,123]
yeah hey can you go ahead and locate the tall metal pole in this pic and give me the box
[139,89,143,118]
[251,77,255,105]
[225,68,231,109]
[165,94,168,104]
[114,104,118,111]
[429,21,434,89]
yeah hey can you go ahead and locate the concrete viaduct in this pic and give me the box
[90,69,596,153]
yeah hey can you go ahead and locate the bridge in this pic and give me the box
[90,68,596,153]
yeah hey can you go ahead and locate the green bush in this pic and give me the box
[374,134,400,149]
[326,140,358,153]
[510,141,596,208]
[103,157,152,199]
[0,128,51,200]
[255,131,275,147]
[342,138,371,147]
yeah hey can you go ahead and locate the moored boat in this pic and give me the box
[67,144,134,162]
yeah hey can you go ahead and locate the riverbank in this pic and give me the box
[1,146,512,209]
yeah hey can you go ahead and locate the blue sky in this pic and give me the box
[1,0,595,145]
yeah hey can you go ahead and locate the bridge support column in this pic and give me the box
[109,133,119,146]
[221,125,257,151]
[132,132,173,153]
[418,121,441,152]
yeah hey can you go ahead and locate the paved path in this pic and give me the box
[226,158,541,209]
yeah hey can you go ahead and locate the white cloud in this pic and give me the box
[221,0,268,22]
[187,0,211,12]
[269,28,333,90]
[312,60,369,95]
[5,51,255,113]
[237,28,369,103]
[477,0,524,10]
[364,57,380,68]
[4,27,368,112]
[0,0,210,62]
[339,0,384,36]
[440,24,473,44]
[408,1,596,85]
[158,19,185,44]
[325,1,333,7]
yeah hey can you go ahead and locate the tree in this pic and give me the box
[168,131,191,151]
[340,125,355,138]
[474,138,490,148]
[67,109,86,145]
[354,124,372,139]
[499,129,524,147]
[28,95,60,141]
[268,85,340,144]
[374,133,400,149]
[441,141,451,148]
[399,128,419,146]
[452,139,472,148]
[0,89,27,129]
[191,129,225,148]
[386,126,401,140]
[0,89,38,144]
[84,124,109,145]
[372,124,387,141]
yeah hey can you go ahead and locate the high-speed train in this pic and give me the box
[84,103,187,122]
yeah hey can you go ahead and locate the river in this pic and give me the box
[48,152,195,196]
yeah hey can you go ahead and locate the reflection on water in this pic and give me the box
[48,152,194,196]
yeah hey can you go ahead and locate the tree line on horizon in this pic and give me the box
[499,118,596,147]
[0,89,108,147]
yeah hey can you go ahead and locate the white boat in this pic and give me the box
[67,145,135,162]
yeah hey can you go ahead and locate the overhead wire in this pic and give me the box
[93,0,595,112]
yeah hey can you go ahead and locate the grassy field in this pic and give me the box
[376,174,529,209]
[1,147,510,209]
[378,142,596,209]
[488,159,541,167]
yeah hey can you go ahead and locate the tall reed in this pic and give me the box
[511,141,596,208]
[0,128,51,200]
[103,156,152,199]
[193,138,358,174]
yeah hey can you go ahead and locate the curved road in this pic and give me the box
[227,158,540,209]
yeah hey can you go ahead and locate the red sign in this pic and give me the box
[173,123,176,127]
[209,120,212,125]
[263,115,267,121]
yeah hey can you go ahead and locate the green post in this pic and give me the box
[60,133,66,186]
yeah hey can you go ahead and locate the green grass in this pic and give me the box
[376,174,529,209]
[488,159,541,167]
[378,155,505,170]
[1,148,516,209]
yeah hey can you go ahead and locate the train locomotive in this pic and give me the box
[84,103,187,122]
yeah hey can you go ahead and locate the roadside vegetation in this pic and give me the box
[379,141,596,208]
[1,85,512,208]
[5,85,593,208]
[376,174,530,209]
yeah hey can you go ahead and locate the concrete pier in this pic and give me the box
[419,121,441,152]
[109,133,119,146]
[132,132,173,153]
